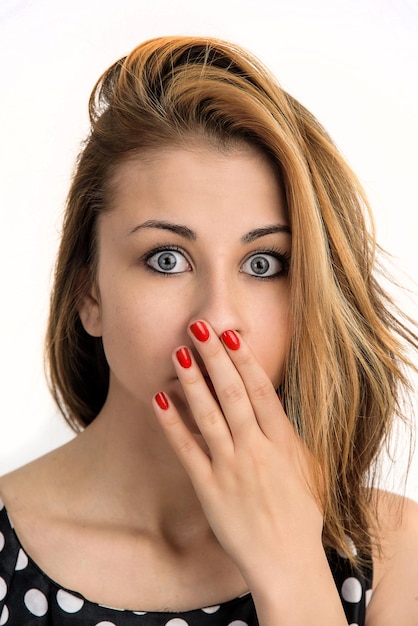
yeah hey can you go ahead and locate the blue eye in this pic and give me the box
[241,252,287,278]
[146,249,191,274]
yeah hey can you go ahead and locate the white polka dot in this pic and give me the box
[24,588,48,617]
[94,622,118,626]
[227,621,249,626]
[132,612,147,615]
[0,532,4,552]
[15,549,28,571]
[201,604,221,614]
[349,623,359,626]
[0,604,8,625]
[0,577,7,601]
[341,577,362,603]
[164,620,190,626]
[365,588,373,607]
[56,589,85,613]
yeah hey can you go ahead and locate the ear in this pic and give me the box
[77,283,103,338]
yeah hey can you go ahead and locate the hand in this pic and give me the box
[153,320,324,581]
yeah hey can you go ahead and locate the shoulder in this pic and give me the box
[0,461,46,519]
[0,495,15,547]
[366,490,418,625]
[0,452,74,566]
[0,444,74,517]
[0,492,22,609]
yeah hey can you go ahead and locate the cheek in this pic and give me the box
[262,326,289,382]
[253,294,290,382]
[98,287,188,367]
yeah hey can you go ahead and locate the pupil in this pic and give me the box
[251,256,269,275]
[158,252,176,270]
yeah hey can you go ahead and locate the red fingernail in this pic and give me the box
[155,392,169,410]
[221,330,240,350]
[190,321,210,342]
[176,347,192,368]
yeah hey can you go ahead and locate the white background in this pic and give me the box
[0,0,417,499]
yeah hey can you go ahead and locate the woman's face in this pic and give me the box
[80,145,291,424]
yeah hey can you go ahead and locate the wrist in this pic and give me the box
[242,546,348,625]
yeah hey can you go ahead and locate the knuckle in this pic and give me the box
[163,413,182,428]
[182,374,202,387]
[200,407,221,427]
[222,381,245,403]
[237,350,252,366]
[206,342,224,359]
[177,437,195,455]
[251,378,273,400]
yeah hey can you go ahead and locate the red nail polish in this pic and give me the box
[155,392,169,410]
[176,347,192,368]
[190,321,210,342]
[221,330,240,350]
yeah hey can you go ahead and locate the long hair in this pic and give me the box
[46,36,418,562]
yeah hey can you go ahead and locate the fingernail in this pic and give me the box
[221,329,240,350]
[155,392,169,410]
[190,321,210,342]
[176,347,192,368]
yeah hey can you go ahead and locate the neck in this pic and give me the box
[64,391,210,543]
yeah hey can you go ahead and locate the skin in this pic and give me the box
[0,145,417,625]
[84,145,291,435]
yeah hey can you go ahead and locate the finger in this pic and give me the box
[220,328,291,441]
[172,346,234,458]
[219,333,321,497]
[152,391,212,484]
[187,321,259,441]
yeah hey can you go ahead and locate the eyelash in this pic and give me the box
[141,244,291,279]
[141,245,191,277]
[243,246,291,280]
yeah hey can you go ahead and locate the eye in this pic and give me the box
[241,252,288,278]
[146,249,191,274]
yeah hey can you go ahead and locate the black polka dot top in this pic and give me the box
[0,499,372,625]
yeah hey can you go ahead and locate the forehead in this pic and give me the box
[103,145,288,237]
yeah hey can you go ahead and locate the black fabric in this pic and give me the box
[0,499,372,625]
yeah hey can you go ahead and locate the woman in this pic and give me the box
[0,36,417,625]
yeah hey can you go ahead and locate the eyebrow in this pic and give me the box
[128,220,291,242]
[241,224,291,243]
[129,220,196,240]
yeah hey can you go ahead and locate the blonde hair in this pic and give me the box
[46,36,417,562]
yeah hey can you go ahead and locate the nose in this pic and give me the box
[190,274,243,337]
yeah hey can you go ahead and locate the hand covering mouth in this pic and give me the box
[202,374,220,403]
[174,350,220,403]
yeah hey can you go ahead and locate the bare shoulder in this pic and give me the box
[0,444,78,548]
[0,451,60,513]
[0,460,41,511]
[366,489,418,625]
